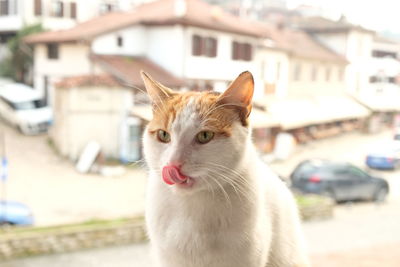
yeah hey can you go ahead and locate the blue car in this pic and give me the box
[366,142,400,170]
[0,201,34,226]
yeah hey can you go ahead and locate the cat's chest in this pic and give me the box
[151,198,245,251]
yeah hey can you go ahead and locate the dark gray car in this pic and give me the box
[290,159,389,202]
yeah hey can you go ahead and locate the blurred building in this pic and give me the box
[253,23,370,146]
[293,16,375,96]
[357,36,400,132]
[52,75,138,161]
[0,0,154,61]
[367,36,400,96]
[24,0,372,158]
[25,0,274,159]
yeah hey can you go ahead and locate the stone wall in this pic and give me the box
[0,219,147,261]
[297,195,335,221]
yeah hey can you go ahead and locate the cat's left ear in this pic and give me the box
[140,71,175,105]
[217,71,254,124]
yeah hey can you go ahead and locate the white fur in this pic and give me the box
[143,102,310,267]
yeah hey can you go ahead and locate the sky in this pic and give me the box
[286,0,400,33]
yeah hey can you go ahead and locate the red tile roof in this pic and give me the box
[293,16,375,34]
[92,55,185,88]
[25,0,261,44]
[254,22,347,63]
[55,74,123,89]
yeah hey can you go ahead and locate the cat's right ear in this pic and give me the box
[140,71,174,105]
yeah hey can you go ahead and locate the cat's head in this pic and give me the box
[141,71,254,195]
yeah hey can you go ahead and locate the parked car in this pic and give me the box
[394,128,400,141]
[0,83,52,135]
[0,201,34,226]
[290,159,389,202]
[366,142,400,170]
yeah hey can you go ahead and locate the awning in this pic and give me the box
[266,95,371,130]
[356,94,400,112]
[250,108,280,128]
[131,105,280,129]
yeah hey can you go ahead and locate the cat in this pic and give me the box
[141,70,310,267]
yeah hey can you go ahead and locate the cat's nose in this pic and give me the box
[168,161,183,169]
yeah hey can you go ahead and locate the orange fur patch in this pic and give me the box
[148,91,248,136]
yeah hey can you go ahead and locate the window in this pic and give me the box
[34,0,42,16]
[232,41,252,61]
[372,50,397,59]
[47,43,59,59]
[51,1,64,17]
[293,63,302,81]
[192,35,217,58]
[100,3,114,14]
[338,68,344,81]
[370,76,396,84]
[348,166,369,179]
[117,36,123,47]
[70,2,76,19]
[311,65,317,81]
[275,61,281,81]
[0,0,7,16]
[326,67,331,82]
[0,0,18,16]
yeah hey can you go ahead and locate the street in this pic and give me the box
[0,122,147,226]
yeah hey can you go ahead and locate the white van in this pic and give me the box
[0,83,53,135]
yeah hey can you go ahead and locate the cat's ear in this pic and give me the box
[217,71,254,122]
[140,71,175,104]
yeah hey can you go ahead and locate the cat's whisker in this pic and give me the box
[201,176,216,200]
[192,163,254,203]
[205,173,233,210]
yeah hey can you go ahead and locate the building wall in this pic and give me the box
[92,26,147,56]
[52,86,134,160]
[345,30,373,95]
[311,30,374,95]
[33,43,98,104]
[313,32,348,56]
[183,26,258,81]
[256,48,289,99]
[146,25,185,78]
[0,0,138,33]
[287,58,346,96]
[365,40,400,96]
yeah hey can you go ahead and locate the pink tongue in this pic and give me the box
[162,166,187,185]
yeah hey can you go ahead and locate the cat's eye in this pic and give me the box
[157,130,171,143]
[196,131,214,144]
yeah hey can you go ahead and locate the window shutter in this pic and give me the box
[117,36,123,47]
[192,35,202,56]
[34,0,42,16]
[210,38,217,57]
[243,43,252,61]
[60,1,64,17]
[70,2,76,19]
[232,41,239,60]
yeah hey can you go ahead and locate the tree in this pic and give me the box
[0,24,43,84]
